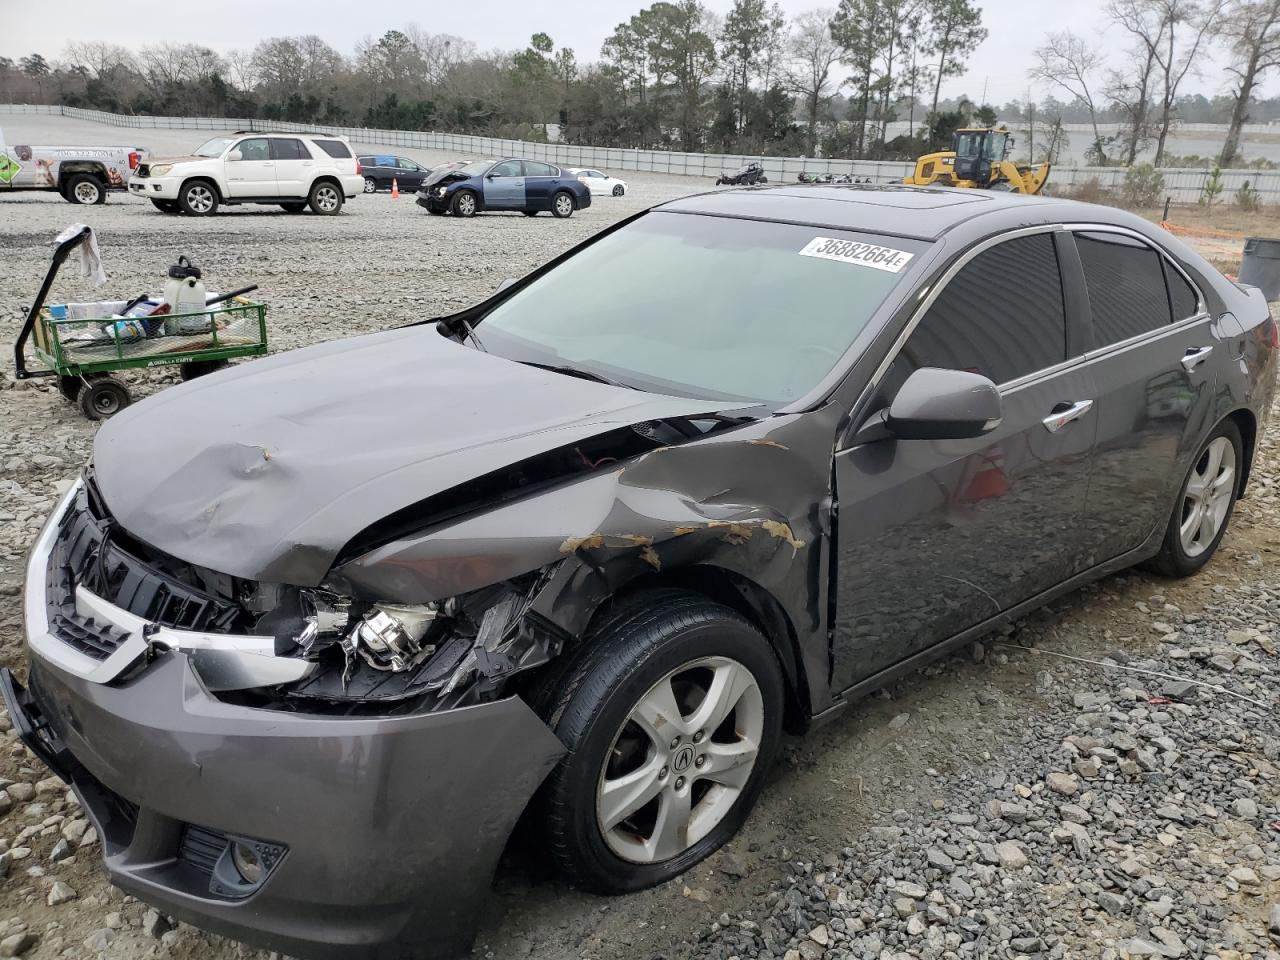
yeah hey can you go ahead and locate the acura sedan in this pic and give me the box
[416,157,591,217]
[5,186,1274,960]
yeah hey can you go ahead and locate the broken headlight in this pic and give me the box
[279,566,565,706]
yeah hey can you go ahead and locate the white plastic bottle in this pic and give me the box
[162,256,207,333]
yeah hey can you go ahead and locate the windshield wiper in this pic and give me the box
[518,360,633,389]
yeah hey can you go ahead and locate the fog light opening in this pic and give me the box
[231,842,264,886]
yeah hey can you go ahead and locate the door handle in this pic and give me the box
[1042,399,1094,433]
[1180,345,1213,371]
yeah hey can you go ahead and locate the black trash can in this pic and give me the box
[1239,237,1280,301]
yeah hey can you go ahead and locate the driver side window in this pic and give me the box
[880,232,1068,403]
[490,160,522,177]
[235,139,269,162]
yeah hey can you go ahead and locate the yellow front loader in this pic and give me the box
[904,127,1050,195]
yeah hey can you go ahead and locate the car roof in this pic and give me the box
[655,184,1132,241]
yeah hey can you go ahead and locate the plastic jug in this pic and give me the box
[162,256,207,333]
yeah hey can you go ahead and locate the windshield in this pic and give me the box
[458,159,498,176]
[194,137,235,158]
[477,213,926,405]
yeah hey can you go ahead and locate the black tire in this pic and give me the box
[451,190,478,217]
[150,199,179,213]
[78,378,131,420]
[612,184,625,196]
[532,590,784,894]
[363,177,377,194]
[57,376,82,402]
[522,210,539,217]
[64,173,106,205]
[1146,419,1243,578]
[179,359,228,381]
[551,191,575,219]
[280,202,308,213]
[179,179,218,216]
[308,181,343,215]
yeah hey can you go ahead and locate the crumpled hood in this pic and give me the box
[422,169,469,188]
[92,327,724,586]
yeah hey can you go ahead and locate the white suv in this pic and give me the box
[128,132,364,216]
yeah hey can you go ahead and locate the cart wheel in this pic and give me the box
[180,359,229,381]
[58,376,82,403]
[79,378,131,420]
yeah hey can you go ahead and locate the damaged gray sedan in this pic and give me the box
[5,186,1276,960]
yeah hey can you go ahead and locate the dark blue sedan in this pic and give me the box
[416,158,592,218]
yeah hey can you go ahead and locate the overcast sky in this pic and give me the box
[1,0,1270,106]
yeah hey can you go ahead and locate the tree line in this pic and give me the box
[1,0,1278,166]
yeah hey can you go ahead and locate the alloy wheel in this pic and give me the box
[315,185,340,212]
[364,178,376,193]
[555,194,574,217]
[1179,437,1236,558]
[596,656,763,864]
[458,193,476,215]
[186,185,214,213]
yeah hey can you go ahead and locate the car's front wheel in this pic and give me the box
[451,190,478,217]
[551,191,575,219]
[308,181,343,215]
[534,591,783,893]
[1148,419,1243,577]
[179,179,218,216]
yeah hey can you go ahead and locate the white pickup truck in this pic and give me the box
[0,131,148,204]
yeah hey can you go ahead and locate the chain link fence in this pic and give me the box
[4,103,1278,203]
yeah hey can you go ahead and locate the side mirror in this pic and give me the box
[497,278,518,292]
[228,149,243,162]
[859,367,1003,443]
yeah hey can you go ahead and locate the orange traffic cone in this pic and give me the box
[391,178,400,199]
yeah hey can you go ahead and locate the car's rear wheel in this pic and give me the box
[551,191,575,219]
[1147,419,1243,577]
[150,199,179,213]
[179,180,218,216]
[308,181,343,215]
[612,184,625,196]
[451,190,478,217]
[533,591,783,893]
[363,177,377,194]
[64,173,107,205]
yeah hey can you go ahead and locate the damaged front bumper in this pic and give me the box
[8,481,567,960]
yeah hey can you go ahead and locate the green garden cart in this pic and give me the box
[14,226,269,420]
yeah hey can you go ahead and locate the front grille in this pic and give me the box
[46,475,245,661]
[178,824,228,878]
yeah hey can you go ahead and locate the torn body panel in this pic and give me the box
[329,407,844,717]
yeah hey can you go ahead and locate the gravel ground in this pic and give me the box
[0,117,1275,960]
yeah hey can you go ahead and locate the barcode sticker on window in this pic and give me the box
[799,237,914,273]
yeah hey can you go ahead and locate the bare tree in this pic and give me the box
[224,49,258,94]
[1030,31,1108,164]
[1108,0,1225,166]
[786,8,842,154]
[1104,43,1158,164]
[63,42,135,79]
[1218,0,1280,164]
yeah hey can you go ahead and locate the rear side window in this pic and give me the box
[899,233,1067,386]
[524,161,558,177]
[1165,261,1200,320]
[270,139,309,160]
[312,139,352,159]
[1076,232,1173,347]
